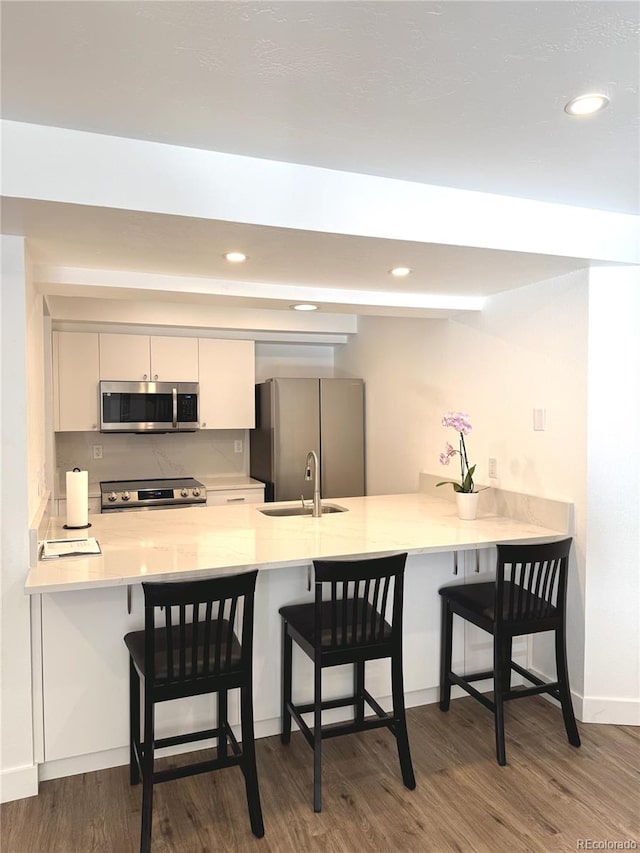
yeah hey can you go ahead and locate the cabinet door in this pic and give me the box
[55,331,100,431]
[99,334,150,380]
[41,587,238,763]
[198,339,255,429]
[150,336,199,382]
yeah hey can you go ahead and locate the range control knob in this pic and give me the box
[180,488,189,497]
[121,491,130,502]
[108,492,118,502]
[192,488,201,498]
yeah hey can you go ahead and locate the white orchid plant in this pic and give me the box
[436,411,477,493]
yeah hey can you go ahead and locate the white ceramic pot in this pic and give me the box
[455,491,480,520]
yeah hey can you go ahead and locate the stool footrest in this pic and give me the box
[153,752,242,784]
[287,692,396,750]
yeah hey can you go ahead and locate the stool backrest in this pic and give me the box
[312,553,407,650]
[495,538,572,626]
[141,570,258,685]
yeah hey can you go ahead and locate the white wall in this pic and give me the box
[0,236,38,801]
[255,343,335,381]
[583,266,640,724]
[336,270,590,701]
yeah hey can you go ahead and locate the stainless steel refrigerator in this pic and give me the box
[249,378,365,502]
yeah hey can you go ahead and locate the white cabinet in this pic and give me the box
[198,339,255,429]
[40,586,238,764]
[206,487,264,507]
[53,331,100,432]
[99,334,198,382]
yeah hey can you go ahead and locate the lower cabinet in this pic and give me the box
[206,487,264,507]
[40,586,239,765]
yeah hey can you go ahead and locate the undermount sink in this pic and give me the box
[258,503,348,517]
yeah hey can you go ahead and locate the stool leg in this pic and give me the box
[129,659,140,786]
[313,659,322,813]
[240,680,265,838]
[391,650,416,790]
[140,694,155,853]
[439,598,453,711]
[354,660,365,725]
[502,637,512,695]
[281,620,292,745]
[217,689,228,759]
[493,637,507,766]
[555,625,581,748]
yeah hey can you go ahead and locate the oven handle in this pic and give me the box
[172,386,178,428]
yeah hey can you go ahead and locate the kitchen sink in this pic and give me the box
[258,503,348,517]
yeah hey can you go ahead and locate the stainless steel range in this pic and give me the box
[100,477,207,513]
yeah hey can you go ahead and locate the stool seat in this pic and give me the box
[439,581,559,630]
[279,597,393,653]
[125,619,242,680]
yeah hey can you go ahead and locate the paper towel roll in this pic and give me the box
[66,469,89,528]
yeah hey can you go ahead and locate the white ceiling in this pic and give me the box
[1,1,637,315]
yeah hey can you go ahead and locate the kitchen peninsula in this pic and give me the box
[27,487,569,593]
[26,485,571,782]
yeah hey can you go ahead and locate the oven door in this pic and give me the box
[100,381,199,432]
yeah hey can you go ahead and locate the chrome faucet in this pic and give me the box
[304,450,322,517]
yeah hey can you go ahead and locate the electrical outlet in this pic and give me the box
[234,440,243,454]
[92,445,103,460]
[488,457,497,479]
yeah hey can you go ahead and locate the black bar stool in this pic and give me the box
[279,552,416,812]
[124,570,264,853]
[439,537,581,765]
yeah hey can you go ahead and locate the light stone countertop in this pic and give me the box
[26,492,569,594]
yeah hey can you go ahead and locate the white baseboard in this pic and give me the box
[528,666,639,726]
[580,695,640,726]
[39,746,130,782]
[0,763,39,804]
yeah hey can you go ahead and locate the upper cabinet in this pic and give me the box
[54,331,100,432]
[99,334,198,382]
[53,331,255,431]
[198,339,255,429]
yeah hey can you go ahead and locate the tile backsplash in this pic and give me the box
[55,429,248,494]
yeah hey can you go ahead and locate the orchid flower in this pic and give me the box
[436,412,477,493]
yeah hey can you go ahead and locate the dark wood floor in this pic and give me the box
[2,697,638,852]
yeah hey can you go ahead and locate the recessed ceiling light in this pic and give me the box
[564,93,609,117]
[290,303,319,311]
[223,251,247,263]
[389,267,412,278]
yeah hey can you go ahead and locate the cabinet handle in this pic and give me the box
[202,422,207,427]
[475,549,480,573]
[226,496,246,503]
[92,423,97,430]
[127,585,132,614]
[453,551,458,576]
[154,374,158,380]
[143,374,148,380]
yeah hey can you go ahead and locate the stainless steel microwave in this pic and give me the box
[99,381,199,433]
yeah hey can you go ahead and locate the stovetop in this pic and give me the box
[100,477,207,511]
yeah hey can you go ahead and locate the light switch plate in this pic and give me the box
[533,408,546,431]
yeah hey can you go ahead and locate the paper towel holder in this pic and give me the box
[63,467,92,530]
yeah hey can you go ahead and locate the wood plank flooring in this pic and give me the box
[2,697,638,853]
